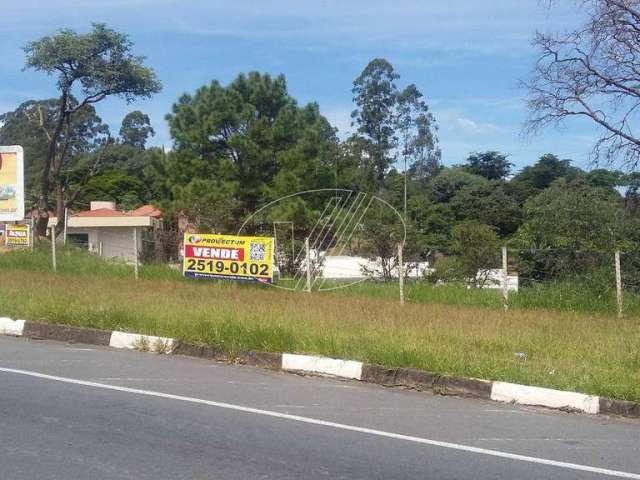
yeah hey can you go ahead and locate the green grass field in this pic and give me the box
[0,246,638,402]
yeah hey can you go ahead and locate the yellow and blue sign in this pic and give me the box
[183,233,274,283]
[5,224,30,248]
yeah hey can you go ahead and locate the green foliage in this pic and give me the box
[512,178,632,282]
[119,110,155,148]
[450,180,521,236]
[511,154,580,200]
[164,72,337,232]
[21,23,161,235]
[450,221,501,286]
[515,178,623,251]
[427,256,466,284]
[463,151,512,180]
[351,58,400,187]
[350,58,440,191]
[25,23,161,102]
[429,167,488,203]
[75,169,148,210]
[0,99,109,206]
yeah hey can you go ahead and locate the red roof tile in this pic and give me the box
[72,204,162,218]
[131,205,162,218]
[74,208,129,218]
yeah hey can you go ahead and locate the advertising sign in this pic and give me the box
[0,146,25,222]
[183,233,274,283]
[5,223,30,248]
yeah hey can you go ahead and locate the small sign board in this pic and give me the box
[0,146,25,222]
[183,233,274,283]
[5,223,30,248]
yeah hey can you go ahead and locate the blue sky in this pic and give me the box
[0,0,600,171]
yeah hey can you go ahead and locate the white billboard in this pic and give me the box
[0,146,25,222]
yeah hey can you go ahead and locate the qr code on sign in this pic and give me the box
[249,242,266,261]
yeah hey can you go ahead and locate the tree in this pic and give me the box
[0,100,53,204]
[450,181,522,236]
[395,84,440,215]
[351,59,400,188]
[516,178,624,251]
[165,72,337,230]
[351,59,440,195]
[429,167,488,203]
[511,154,580,199]
[24,23,161,235]
[119,110,155,148]
[514,177,631,281]
[0,98,110,214]
[430,221,501,287]
[74,169,148,211]
[585,168,624,188]
[524,0,640,168]
[463,151,512,180]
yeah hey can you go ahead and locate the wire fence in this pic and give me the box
[4,222,639,317]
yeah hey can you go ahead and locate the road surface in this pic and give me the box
[0,335,638,479]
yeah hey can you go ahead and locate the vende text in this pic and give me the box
[186,246,244,261]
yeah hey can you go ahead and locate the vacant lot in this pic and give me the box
[0,248,638,402]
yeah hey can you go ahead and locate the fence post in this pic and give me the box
[398,243,405,305]
[50,227,57,273]
[615,250,623,318]
[305,237,311,293]
[63,208,68,245]
[99,241,103,257]
[30,216,35,252]
[502,246,508,311]
[133,228,139,280]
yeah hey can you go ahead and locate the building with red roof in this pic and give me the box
[63,201,162,262]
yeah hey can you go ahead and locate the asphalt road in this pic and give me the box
[0,335,638,480]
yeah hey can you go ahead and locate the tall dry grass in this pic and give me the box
[1,270,638,401]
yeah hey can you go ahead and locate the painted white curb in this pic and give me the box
[0,317,25,336]
[282,353,363,380]
[491,381,600,414]
[109,331,176,353]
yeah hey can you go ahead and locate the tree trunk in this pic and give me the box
[55,184,65,237]
[35,92,68,238]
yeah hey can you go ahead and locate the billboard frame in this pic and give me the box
[0,145,25,222]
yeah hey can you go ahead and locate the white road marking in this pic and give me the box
[1,367,638,479]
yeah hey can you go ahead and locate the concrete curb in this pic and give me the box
[3,317,638,419]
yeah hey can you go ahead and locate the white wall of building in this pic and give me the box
[67,226,142,263]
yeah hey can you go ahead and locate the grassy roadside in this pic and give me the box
[4,245,639,316]
[0,262,638,401]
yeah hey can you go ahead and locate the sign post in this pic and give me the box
[182,233,274,283]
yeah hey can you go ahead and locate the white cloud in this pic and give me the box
[455,117,503,135]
